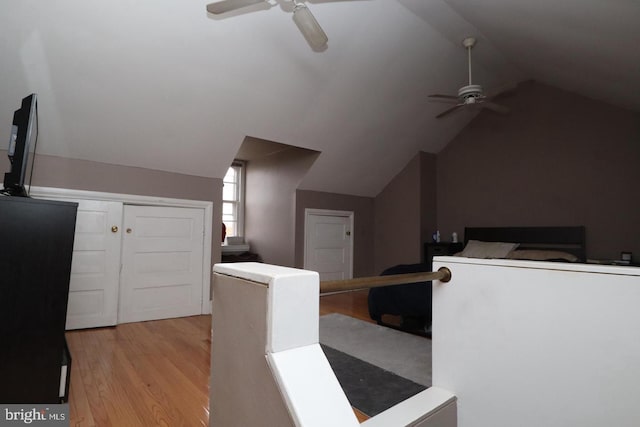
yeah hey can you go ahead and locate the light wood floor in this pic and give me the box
[66,290,372,426]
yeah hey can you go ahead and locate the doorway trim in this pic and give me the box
[303,208,354,280]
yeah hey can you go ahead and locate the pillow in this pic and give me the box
[505,249,578,262]
[456,240,519,259]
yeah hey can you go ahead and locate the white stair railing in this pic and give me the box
[210,262,456,427]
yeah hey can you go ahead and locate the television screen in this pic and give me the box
[2,93,38,197]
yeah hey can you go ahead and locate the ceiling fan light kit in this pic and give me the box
[429,36,513,118]
[458,84,483,100]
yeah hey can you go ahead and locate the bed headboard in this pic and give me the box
[464,226,586,262]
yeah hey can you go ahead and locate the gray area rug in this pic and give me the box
[319,313,432,387]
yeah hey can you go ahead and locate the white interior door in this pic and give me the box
[66,200,123,330]
[119,205,204,324]
[304,209,353,282]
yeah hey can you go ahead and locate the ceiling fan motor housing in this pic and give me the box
[458,84,484,103]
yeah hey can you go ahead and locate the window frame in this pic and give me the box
[222,160,245,239]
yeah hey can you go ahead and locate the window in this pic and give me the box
[222,161,245,238]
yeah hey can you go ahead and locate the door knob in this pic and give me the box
[111,226,118,233]
[346,231,351,236]
[126,228,132,234]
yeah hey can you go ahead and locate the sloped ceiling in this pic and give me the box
[1,0,638,197]
[443,0,640,113]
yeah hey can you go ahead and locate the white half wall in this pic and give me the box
[211,262,358,427]
[432,256,640,427]
[210,262,458,427]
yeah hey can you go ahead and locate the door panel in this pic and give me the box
[305,212,353,282]
[119,205,204,324]
[65,200,123,330]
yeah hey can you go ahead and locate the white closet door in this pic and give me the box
[66,200,123,330]
[304,210,353,282]
[118,205,204,324]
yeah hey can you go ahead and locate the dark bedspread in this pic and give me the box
[368,263,432,331]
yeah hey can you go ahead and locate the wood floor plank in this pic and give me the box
[354,408,370,422]
[70,331,114,426]
[91,338,147,427]
[66,291,371,425]
[110,322,208,426]
[110,343,177,426]
[320,289,374,323]
[66,338,96,426]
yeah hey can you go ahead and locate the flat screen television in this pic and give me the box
[2,93,38,197]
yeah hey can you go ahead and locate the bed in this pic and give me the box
[462,226,586,263]
[368,226,587,335]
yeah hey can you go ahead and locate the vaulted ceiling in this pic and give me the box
[1,0,638,197]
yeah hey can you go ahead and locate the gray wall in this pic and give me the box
[437,81,640,261]
[1,151,223,267]
[371,151,438,273]
[373,153,423,273]
[295,190,375,277]
[420,152,438,257]
[244,147,319,267]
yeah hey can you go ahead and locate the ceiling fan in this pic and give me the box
[206,0,328,49]
[429,37,515,119]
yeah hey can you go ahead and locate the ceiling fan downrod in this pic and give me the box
[463,37,476,86]
[458,37,483,102]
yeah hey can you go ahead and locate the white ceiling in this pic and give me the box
[1,0,638,197]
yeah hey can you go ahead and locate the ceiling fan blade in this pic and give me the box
[429,98,459,105]
[436,104,465,119]
[428,94,459,100]
[481,101,510,115]
[206,0,264,14]
[292,3,328,49]
[485,82,518,99]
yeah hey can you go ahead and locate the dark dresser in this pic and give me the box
[0,196,77,403]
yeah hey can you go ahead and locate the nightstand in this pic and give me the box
[424,242,464,269]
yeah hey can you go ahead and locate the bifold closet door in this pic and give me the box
[66,200,123,330]
[118,205,204,324]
